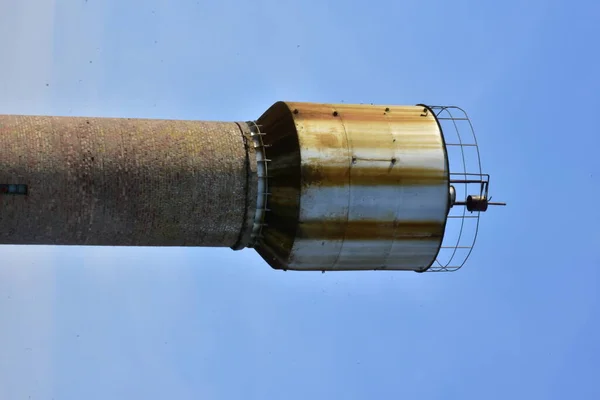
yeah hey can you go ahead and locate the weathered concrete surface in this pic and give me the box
[0,115,254,247]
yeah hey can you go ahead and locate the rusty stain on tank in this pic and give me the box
[300,164,446,187]
[296,220,444,240]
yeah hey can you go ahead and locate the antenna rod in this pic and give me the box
[453,201,507,208]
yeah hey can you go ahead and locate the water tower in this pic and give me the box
[0,102,504,272]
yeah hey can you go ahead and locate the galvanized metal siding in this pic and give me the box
[285,103,448,271]
[0,115,252,247]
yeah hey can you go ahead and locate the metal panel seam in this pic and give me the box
[330,104,352,271]
[381,107,399,268]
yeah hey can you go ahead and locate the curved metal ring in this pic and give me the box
[246,121,270,247]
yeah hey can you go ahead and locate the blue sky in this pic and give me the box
[0,0,599,399]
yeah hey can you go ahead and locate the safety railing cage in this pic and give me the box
[423,105,504,272]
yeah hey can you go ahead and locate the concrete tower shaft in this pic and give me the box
[0,116,257,247]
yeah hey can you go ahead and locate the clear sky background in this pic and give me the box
[0,0,599,399]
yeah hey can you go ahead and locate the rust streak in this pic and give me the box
[288,103,434,123]
[299,114,434,124]
[297,220,444,240]
[301,132,442,150]
[302,164,446,186]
